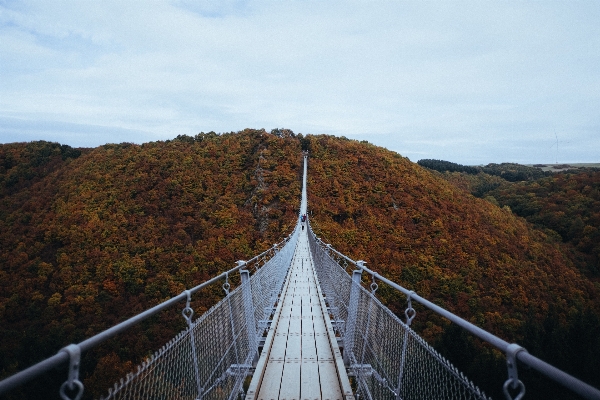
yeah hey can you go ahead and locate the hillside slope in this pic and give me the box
[488,170,600,279]
[1,132,598,399]
[305,135,600,399]
[0,130,303,398]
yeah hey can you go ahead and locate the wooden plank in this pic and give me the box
[301,320,317,362]
[286,334,302,361]
[269,317,291,361]
[257,360,284,399]
[300,360,321,400]
[314,333,333,361]
[288,318,302,335]
[279,360,301,399]
[318,360,343,400]
[301,335,317,361]
[301,304,313,317]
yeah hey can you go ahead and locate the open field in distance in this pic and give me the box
[523,163,600,172]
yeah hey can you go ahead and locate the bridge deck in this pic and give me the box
[246,227,353,400]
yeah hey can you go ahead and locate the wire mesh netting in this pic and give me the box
[100,227,299,400]
[249,227,299,339]
[307,226,490,400]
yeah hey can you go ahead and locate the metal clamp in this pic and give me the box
[59,344,84,400]
[405,291,416,326]
[503,343,526,400]
[181,290,194,326]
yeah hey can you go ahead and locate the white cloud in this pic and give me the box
[1,0,599,163]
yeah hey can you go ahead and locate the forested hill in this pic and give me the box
[1,130,599,399]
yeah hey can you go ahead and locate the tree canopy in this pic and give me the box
[1,132,598,399]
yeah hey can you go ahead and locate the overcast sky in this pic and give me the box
[1,1,599,164]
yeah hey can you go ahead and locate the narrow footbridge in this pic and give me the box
[1,156,599,400]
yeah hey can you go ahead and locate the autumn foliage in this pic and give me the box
[305,136,600,399]
[1,132,599,399]
[0,131,302,398]
[488,170,600,278]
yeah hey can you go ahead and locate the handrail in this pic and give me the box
[0,232,296,396]
[311,226,600,400]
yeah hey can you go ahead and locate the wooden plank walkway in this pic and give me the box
[246,227,354,400]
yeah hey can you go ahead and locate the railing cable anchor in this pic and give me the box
[503,343,527,400]
[405,291,416,326]
[59,344,84,400]
[370,274,378,294]
[223,272,231,295]
[182,289,194,326]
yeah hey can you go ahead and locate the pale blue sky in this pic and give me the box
[1,1,599,164]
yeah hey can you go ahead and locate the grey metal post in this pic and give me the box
[240,268,258,363]
[344,268,363,366]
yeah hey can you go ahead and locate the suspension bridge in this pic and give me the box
[1,155,599,400]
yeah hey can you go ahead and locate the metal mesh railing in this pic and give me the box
[249,226,299,338]
[101,286,251,400]
[307,226,489,400]
[100,226,299,400]
[347,283,489,400]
